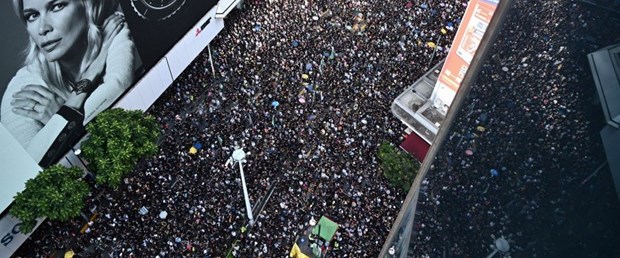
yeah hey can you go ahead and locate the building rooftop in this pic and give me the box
[391,61,445,144]
[588,43,620,128]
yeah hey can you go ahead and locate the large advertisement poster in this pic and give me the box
[0,0,222,255]
[120,0,218,68]
[0,0,217,168]
[1,1,144,169]
[431,0,499,112]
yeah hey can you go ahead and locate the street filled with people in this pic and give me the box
[410,0,620,257]
[15,0,620,257]
[17,0,469,257]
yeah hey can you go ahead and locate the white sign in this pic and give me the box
[0,214,44,257]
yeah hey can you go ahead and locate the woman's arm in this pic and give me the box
[1,24,136,166]
[1,67,47,148]
[0,66,71,165]
[82,25,136,124]
[35,25,136,166]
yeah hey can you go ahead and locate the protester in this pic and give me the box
[410,0,620,257]
[15,0,469,256]
[17,0,618,257]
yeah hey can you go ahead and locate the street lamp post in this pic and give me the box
[73,148,88,168]
[207,44,216,76]
[388,246,395,256]
[427,34,443,68]
[72,148,94,179]
[485,237,510,258]
[231,148,254,226]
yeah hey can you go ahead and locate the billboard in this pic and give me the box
[0,0,219,168]
[430,0,499,112]
[119,0,219,68]
[0,0,223,255]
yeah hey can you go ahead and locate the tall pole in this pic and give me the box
[486,237,510,258]
[72,148,88,168]
[427,34,442,68]
[207,44,216,76]
[232,148,254,226]
[485,249,499,258]
[238,160,254,226]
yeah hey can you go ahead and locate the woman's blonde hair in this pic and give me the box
[12,0,119,89]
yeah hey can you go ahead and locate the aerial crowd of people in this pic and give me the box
[15,0,620,257]
[409,0,620,257]
[17,0,469,257]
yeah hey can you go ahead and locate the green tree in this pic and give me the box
[10,165,90,233]
[378,141,420,192]
[81,108,160,188]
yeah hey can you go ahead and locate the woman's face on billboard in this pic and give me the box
[22,0,87,63]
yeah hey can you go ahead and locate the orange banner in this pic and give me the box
[433,0,499,103]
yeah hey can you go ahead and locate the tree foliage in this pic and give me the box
[10,165,90,233]
[378,141,420,192]
[81,108,160,188]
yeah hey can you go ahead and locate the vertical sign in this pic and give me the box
[431,0,500,112]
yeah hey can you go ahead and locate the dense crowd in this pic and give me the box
[17,0,470,257]
[410,0,620,257]
[16,0,620,257]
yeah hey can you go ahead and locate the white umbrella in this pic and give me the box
[159,211,168,219]
[139,206,148,215]
[309,217,317,226]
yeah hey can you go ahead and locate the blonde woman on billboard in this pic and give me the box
[1,0,137,166]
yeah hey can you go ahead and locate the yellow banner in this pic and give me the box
[289,243,311,258]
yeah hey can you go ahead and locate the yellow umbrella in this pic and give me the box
[441,28,448,35]
[189,147,197,154]
[64,250,75,258]
[301,74,309,80]
[426,42,436,48]
[476,126,486,132]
